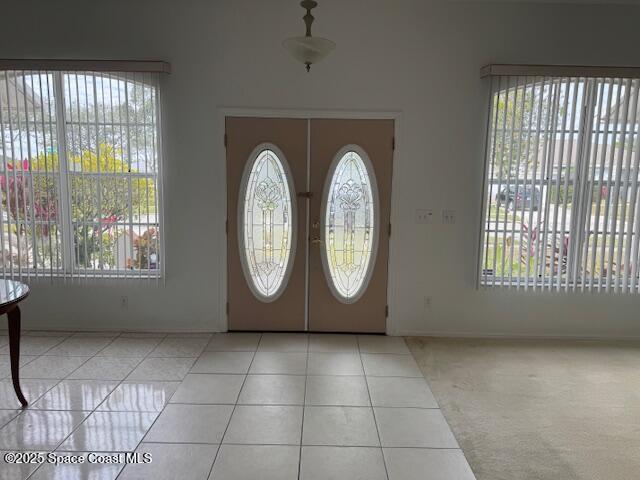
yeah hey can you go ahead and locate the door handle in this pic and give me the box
[310,237,323,246]
[297,191,313,198]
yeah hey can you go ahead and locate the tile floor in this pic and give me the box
[0,331,476,480]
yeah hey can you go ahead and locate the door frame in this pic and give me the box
[218,107,402,334]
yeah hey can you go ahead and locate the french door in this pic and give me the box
[226,116,394,332]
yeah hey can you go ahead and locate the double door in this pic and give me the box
[226,117,393,332]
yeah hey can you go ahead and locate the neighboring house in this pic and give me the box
[0,72,41,117]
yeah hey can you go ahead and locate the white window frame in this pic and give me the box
[0,61,168,281]
[478,65,640,293]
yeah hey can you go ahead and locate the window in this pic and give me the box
[239,145,296,301]
[480,72,640,292]
[322,147,378,303]
[0,69,163,280]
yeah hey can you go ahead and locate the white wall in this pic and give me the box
[2,0,640,337]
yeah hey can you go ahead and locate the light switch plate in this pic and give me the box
[415,209,434,224]
[442,209,456,224]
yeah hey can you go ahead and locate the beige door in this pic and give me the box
[308,119,394,332]
[226,117,393,332]
[226,117,307,331]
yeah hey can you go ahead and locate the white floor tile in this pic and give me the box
[0,449,41,478]
[302,406,379,447]
[0,336,67,356]
[300,446,387,480]
[119,443,218,480]
[190,352,253,374]
[375,407,459,448]
[384,448,476,480]
[97,337,163,357]
[170,374,245,404]
[211,444,299,480]
[127,357,195,381]
[0,409,20,428]
[149,337,209,357]
[46,336,115,356]
[67,357,143,381]
[98,381,180,412]
[224,405,303,445]
[58,411,158,451]
[307,353,364,376]
[29,452,124,480]
[309,334,358,353]
[238,375,305,405]
[206,333,262,352]
[368,377,439,408]
[0,410,89,450]
[4,331,467,480]
[258,333,308,352]
[358,335,410,354]
[30,380,118,411]
[0,354,38,379]
[144,404,233,444]
[0,379,58,409]
[361,354,423,377]
[249,352,306,375]
[20,356,90,379]
[305,376,370,406]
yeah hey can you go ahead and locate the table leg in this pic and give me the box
[7,306,27,407]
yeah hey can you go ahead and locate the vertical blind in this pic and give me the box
[0,69,163,281]
[480,73,640,292]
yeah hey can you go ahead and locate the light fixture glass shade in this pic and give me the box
[283,36,336,68]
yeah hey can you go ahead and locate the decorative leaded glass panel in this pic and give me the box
[322,148,378,302]
[240,148,295,301]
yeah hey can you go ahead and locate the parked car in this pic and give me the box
[496,185,541,211]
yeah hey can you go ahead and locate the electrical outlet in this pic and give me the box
[415,209,434,224]
[442,209,456,224]
[424,296,432,309]
[120,296,129,310]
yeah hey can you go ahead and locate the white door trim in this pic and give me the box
[218,107,402,335]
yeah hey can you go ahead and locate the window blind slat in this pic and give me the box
[532,79,556,291]
[516,78,535,289]
[625,85,640,293]
[539,79,562,290]
[599,80,624,292]
[507,77,528,286]
[560,79,581,291]
[524,77,548,290]
[492,78,511,286]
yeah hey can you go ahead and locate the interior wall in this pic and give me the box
[1,0,640,337]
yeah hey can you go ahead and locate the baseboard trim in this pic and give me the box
[395,330,640,341]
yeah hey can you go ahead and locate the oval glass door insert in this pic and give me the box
[239,146,296,302]
[322,147,379,303]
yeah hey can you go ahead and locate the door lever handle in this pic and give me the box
[310,237,323,246]
[297,191,313,198]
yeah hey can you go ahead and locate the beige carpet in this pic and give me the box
[406,337,640,480]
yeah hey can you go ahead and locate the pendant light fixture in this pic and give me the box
[283,0,335,72]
